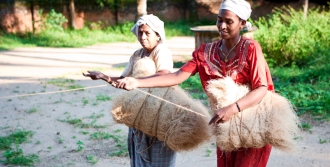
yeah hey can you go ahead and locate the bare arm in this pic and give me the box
[141,69,171,79]
[116,70,192,90]
[83,69,173,86]
[209,86,267,124]
[82,71,124,85]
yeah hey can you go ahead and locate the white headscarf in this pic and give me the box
[219,0,252,21]
[131,14,166,44]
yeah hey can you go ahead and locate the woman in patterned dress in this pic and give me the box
[115,0,274,166]
[83,14,176,167]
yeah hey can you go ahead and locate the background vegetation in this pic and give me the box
[250,4,330,120]
[0,9,194,50]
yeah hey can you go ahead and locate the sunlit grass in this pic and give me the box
[0,21,194,50]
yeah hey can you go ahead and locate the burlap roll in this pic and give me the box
[206,77,300,153]
[111,58,212,151]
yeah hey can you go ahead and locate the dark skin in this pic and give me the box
[114,10,268,125]
[217,9,245,62]
[83,23,169,85]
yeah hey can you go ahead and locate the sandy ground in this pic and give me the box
[0,36,329,167]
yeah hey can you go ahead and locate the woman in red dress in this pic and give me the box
[114,0,274,166]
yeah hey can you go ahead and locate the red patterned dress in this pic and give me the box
[180,37,274,167]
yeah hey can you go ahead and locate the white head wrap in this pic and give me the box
[131,14,166,43]
[219,0,252,21]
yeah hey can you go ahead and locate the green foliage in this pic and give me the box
[40,9,68,31]
[47,78,84,90]
[205,147,212,157]
[179,74,206,100]
[252,5,330,67]
[27,107,38,113]
[251,5,330,120]
[165,20,194,37]
[180,74,203,92]
[0,131,39,166]
[318,137,329,144]
[3,148,40,166]
[0,23,137,50]
[104,22,135,37]
[77,140,84,151]
[0,19,196,50]
[90,130,128,157]
[96,94,112,101]
[300,123,312,132]
[271,64,330,119]
[89,131,113,140]
[0,131,34,150]
[87,155,99,165]
[58,114,107,129]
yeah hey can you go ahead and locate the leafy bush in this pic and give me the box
[165,20,194,37]
[252,5,330,67]
[271,63,330,120]
[40,9,68,31]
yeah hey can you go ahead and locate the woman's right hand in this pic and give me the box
[116,77,138,90]
[82,71,105,80]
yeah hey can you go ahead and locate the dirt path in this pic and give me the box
[0,37,329,167]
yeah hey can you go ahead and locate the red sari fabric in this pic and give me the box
[180,37,274,167]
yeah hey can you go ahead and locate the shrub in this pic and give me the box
[40,9,68,31]
[252,5,330,67]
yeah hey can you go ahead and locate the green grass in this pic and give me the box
[47,78,84,91]
[89,131,113,140]
[0,27,136,50]
[179,74,205,100]
[0,130,34,150]
[96,94,112,101]
[27,107,38,113]
[87,155,98,165]
[58,113,107,129]
[0,130,39,166]
[271,63,330,120]
[2,148,40,166]
[90,130,128,157]
[77,140,84,151]
[0,20,194,50]
[205,147,212,157]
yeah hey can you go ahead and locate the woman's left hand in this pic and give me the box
[82,71,105,80]
[209,104,238,125]
[116,77,139,90]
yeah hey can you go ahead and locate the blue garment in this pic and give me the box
[128,128,176,167]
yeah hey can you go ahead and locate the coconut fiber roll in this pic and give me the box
[111,58,212,152]
[111,86,212,152]
[206,77,301,153]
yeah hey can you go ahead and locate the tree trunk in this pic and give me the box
[114,0,118,24]
[188,0,198,22]
[69,0,75,29]
[30,0,35,33]
[303,0,308,19]
[137,0,147,19]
